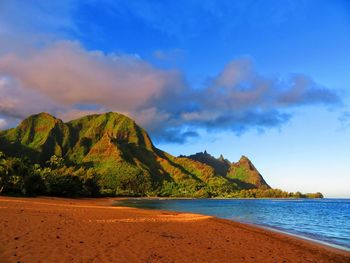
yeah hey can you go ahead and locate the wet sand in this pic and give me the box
[0,196,349,263]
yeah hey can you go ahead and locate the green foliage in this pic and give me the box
[157,179,209,198]
[304,192,324,198]
[0,154,27,194]
[23,169,46,196]
[0,151,324,198]
[174,157,216,182]
[47,155,65,169]
[185,151,230,176]
[225,188,323,199]
[207,177,238,197]
[45,170,83,197]
[39,165,101,197]
[0,152,100,197]
[228,166,249,181]
[159,181,180,196]
[98,162,152,196]
[80,169,100,197]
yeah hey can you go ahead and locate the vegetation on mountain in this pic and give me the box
[0,112,323,198]
[185,152,270,189]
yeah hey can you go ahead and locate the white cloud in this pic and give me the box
[0,75,61,119]
[0,41,184,114]
[0,41,340,143]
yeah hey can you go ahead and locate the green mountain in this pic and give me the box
[0,112,271,197]
[184,151,270,189]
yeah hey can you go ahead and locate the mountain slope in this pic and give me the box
[0,113,71,163]
[184,152,270,189]
[183,151,231,176]
[227,156,270,189]
[0,112,270,196]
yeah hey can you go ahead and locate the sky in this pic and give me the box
[0,0,349,197]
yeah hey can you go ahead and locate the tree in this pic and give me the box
[0,151,7,193]
[45,168,83,197]
[47,155,65,169]
[19,164,46,196]
[0,155,27,194]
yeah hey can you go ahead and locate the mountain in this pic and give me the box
[184,152,270,189]
[0,112,270,197]
[183,151,231,176]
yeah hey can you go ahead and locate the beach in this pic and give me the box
[0,197,349,263]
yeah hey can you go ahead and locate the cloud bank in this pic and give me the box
[0,41,341,142]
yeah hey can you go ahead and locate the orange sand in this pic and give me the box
[0,196,349,263]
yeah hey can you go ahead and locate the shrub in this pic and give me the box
[23,172,46,196]
[46,173,83,197]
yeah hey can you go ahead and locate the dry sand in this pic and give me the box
[0,196,349,263]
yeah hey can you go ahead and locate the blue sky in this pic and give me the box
[0,0,349,197]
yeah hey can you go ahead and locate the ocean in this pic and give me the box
[115,198,350,251]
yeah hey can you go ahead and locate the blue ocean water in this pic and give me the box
[115,198,350,250]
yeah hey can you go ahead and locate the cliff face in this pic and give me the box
[0,112,270,194]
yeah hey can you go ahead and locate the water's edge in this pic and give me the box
[113,198,350,252]
[249,223,350,252]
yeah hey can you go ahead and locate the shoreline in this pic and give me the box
[255,224,350,252]
[1,196,349,263]
[232,220,350,253]
[115,197,350,252]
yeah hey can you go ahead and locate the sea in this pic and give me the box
[115,198,350,251]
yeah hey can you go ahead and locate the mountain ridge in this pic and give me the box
[184,151,270,189]
[1,112,272,197]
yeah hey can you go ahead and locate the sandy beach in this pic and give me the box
[0,197,349,263]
